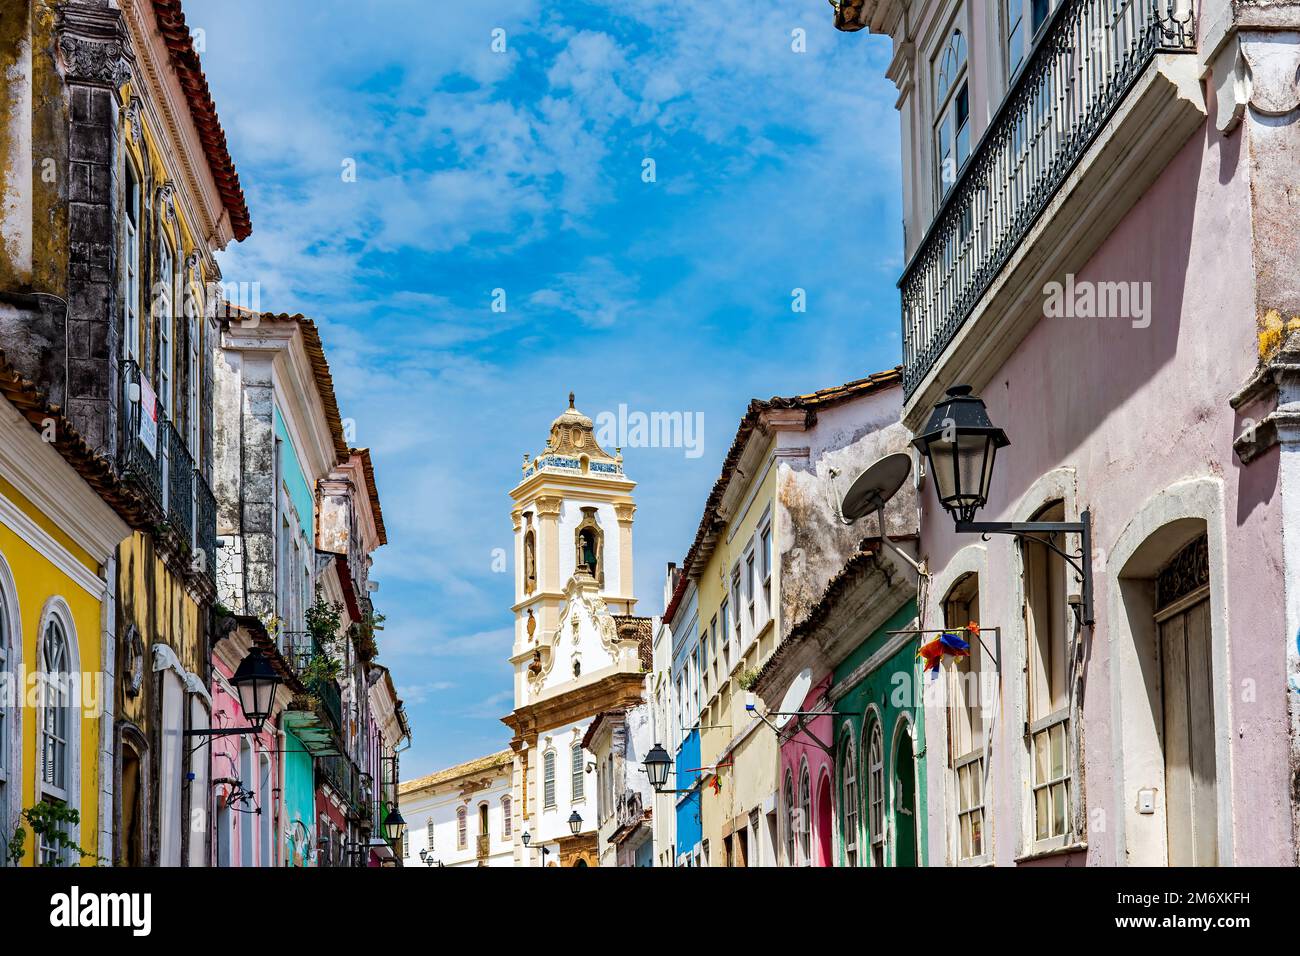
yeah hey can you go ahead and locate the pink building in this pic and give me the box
[837,0,1299,865]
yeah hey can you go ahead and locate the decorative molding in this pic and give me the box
[57,6,134,88]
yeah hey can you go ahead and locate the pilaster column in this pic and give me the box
[56,1,134,455]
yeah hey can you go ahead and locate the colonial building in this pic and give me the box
[749,369,921,868]
[501,395,653,867]
[584,703,654,867]
[834,0,1299,865]
[0,0,249,866]
[398,751,513,867]
[676,370,911,867]
[0,356,131,865]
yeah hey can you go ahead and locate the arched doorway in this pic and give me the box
[816,773,832,866]
[894,722,917,867]
[1113,505,1223,866]
[575,858,588,867]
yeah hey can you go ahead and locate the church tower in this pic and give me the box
[503,394,650,866]
[509,393,637,700]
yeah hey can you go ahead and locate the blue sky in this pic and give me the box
[189,0,902,777]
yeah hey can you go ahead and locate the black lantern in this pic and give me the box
[229,647,280,728]
[386,804,407,845]
[914,384,1095,627]
[567,811,582,836]
[643,743,672,791]
[521,831,531,847]
[911,385,1009,526]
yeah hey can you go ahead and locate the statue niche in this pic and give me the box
[524,527,537,595]
[574,507,604,587]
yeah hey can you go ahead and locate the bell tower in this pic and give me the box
[509,394,637,705]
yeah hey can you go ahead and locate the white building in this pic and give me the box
[397,751,513,867]
[502,395,652,867]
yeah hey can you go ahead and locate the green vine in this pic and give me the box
[737,668,761,691]
[7,802,97,867]
[352,608,385,663]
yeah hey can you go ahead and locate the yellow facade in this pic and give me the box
[696,453,781,866]
[0,476,113,866]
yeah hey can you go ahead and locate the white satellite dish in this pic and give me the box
[841,452,911,521]
[838,452,922,575]
[775,667,813,729]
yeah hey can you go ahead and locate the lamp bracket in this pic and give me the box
[954,510,1094,626]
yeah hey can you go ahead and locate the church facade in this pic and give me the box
[399,395,652,866]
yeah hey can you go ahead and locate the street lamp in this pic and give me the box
[520,831,531,847]
[567,811,583,836]
[385,803,406,846]
[912,385,1094,625]
[184,647,281,739]
[644,743,672,790]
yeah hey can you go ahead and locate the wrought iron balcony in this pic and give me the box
[118,359,163,511]
[164,421,195,543]
[194,468,217,585]
[899,0,1195,397]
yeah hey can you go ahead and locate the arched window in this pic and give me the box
[543,750,557,808]
[840,730,858,867]
[456,806,468,850]
[478,802,489,836]
[783,771,796,866]
[574,508,604,583]
[426,817,435,853]
[502,796,512,838]
[571,743,584,802]
[798,763,811,866]
[933,29,970,199]
[866,719,885,866]
[40,618,71,802]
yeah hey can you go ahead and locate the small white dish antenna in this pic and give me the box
[839,452,921,574]
[775,667,813,729]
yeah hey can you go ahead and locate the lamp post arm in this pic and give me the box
[954,510,1094,626]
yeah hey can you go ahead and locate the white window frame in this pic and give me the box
[797,762,811,867]
[35,599,80,867]
[122,159,142,362]
[730,567,743,651]
[840,728,858,867]
[543,749,557,808]
[571,743,584,803]
[156,232,175,419]
[760,521,772,624]
[1004,0,1057,81]
[0,556,18,862]
[867,719,885,866]
[745,549,756,633]
[720,599,731,674]
[502,796,512,838]
[783,771,796,867]
[933,24,971,202]
[456,806,468,850]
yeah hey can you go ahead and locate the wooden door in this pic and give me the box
[1159,595,1216,866]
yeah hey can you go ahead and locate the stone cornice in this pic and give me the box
[57,4,134,88]
[502,671,645,744]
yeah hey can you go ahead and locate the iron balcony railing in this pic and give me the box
[164,421,195,543]
[899,0,1195,396]
[118,359,163,510]
[319,753,366,820]
[194,468,217,585]
[282,632,344,732]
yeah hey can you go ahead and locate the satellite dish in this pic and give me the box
[775,667,813,729]
[841,453,912,522]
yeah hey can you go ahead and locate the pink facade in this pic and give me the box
[777,676,835,867]
[916,94,1290,866]
[210,656,283,868]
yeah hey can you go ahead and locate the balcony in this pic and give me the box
[319,753,368,822]
[899,0,1198,409]
[194,469,216,586]
[164,421,195,543]
[118,359,163,513]
[282,632,344,755]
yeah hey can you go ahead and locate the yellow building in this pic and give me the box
[0,358,132,865]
